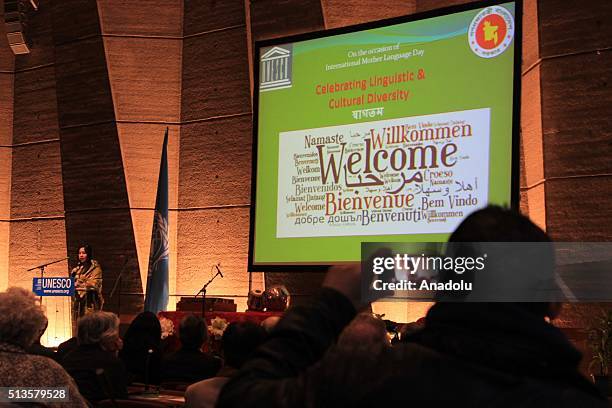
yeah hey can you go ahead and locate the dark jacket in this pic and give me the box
[62,344,128,402]
[218,289,608,408]
[161,348,221,383]
[26,341,57,361]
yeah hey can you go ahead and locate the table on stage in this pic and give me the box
[158,311,283,329]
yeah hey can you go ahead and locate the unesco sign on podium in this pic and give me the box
[32,277,75,297]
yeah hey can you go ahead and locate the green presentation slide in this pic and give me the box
[252,2,518,267]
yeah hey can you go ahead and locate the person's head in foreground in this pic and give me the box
[122,311,162,351]
[179,314,208,351]
[77,311,122,352]
[0,287,48,350]
[222,322,267,370]
[337,312,389,350]
[119,310,163,384]
[185,322,268,408]
[216,206,609,408]
[0,287,88,405]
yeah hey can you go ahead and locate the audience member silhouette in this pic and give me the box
[119,311,162,385]
[161,314,221,384]
[217,206,609,408]
[62,311,128,402]
[185,322,267,408]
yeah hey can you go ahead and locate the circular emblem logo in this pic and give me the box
[468,6,515,58]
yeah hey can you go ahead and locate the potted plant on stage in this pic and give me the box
[587,308,612,396]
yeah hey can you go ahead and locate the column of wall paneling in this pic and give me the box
[3,0,68,345]
[178,0,255,310]
[0,3,14,292]
[97,0,182,312]
[52,0,142,316]
[248,0,330,306]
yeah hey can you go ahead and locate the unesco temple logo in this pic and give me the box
[260,45,293,92]
[468,6,515,59]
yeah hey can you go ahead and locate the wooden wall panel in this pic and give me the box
[178,0,263,307]
[181,28,251,121]
[519,0,540,220]
[176,208,251,310]
[250,0,324,42]
[104,37,182,122]
[98,0,183,37]
[4,0,65,299]
[8,218,69,343]
[520,66,545,227]
[58,121,142,312]
[8,219,67,288]
[52,1,142,315]
[541,52,612,178]
[247,0,327,296]
[179,117,251,208]
[58,122,143,310]
[0,148,11,218]
[14,0,55,71]
[99,0,183,298]
[0,74,13,144]
[117,124,180,210]
[53,37,115,127]
[538,0,611,58]
[0,3,15,72]
[265,272,326,306]
[59,123,129,209]
[538,1,612,244]
[545,177,612,241]
[523,183,545,230]
[522,0,539,69]
[0,73,11,290]
[51,0,102,45]
[10,144,64,219]
[321,0,416,29]
[183,0,245,36]
[0,221,8,290]
[0,74,13,297]
[12,67,59,144]
[415,0,473,12]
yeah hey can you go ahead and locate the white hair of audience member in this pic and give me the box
[337,313,389,349]
[77,311,121,351]
[0,287,48,349]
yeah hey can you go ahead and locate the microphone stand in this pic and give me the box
[195,266,223,320]
[27,257,69,304]
[108,257,130,318]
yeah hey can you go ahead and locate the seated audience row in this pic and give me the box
[2,207,609,407]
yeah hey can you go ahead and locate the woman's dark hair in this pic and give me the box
[222,322,267,369]
[119,311,162,383]
[78,244,93,261]
[179,314,207,350]
[121,311,161,352]
[441,205,554,317]
[449,206,551,243]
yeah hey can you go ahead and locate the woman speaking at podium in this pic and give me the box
[71,244,104,323]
